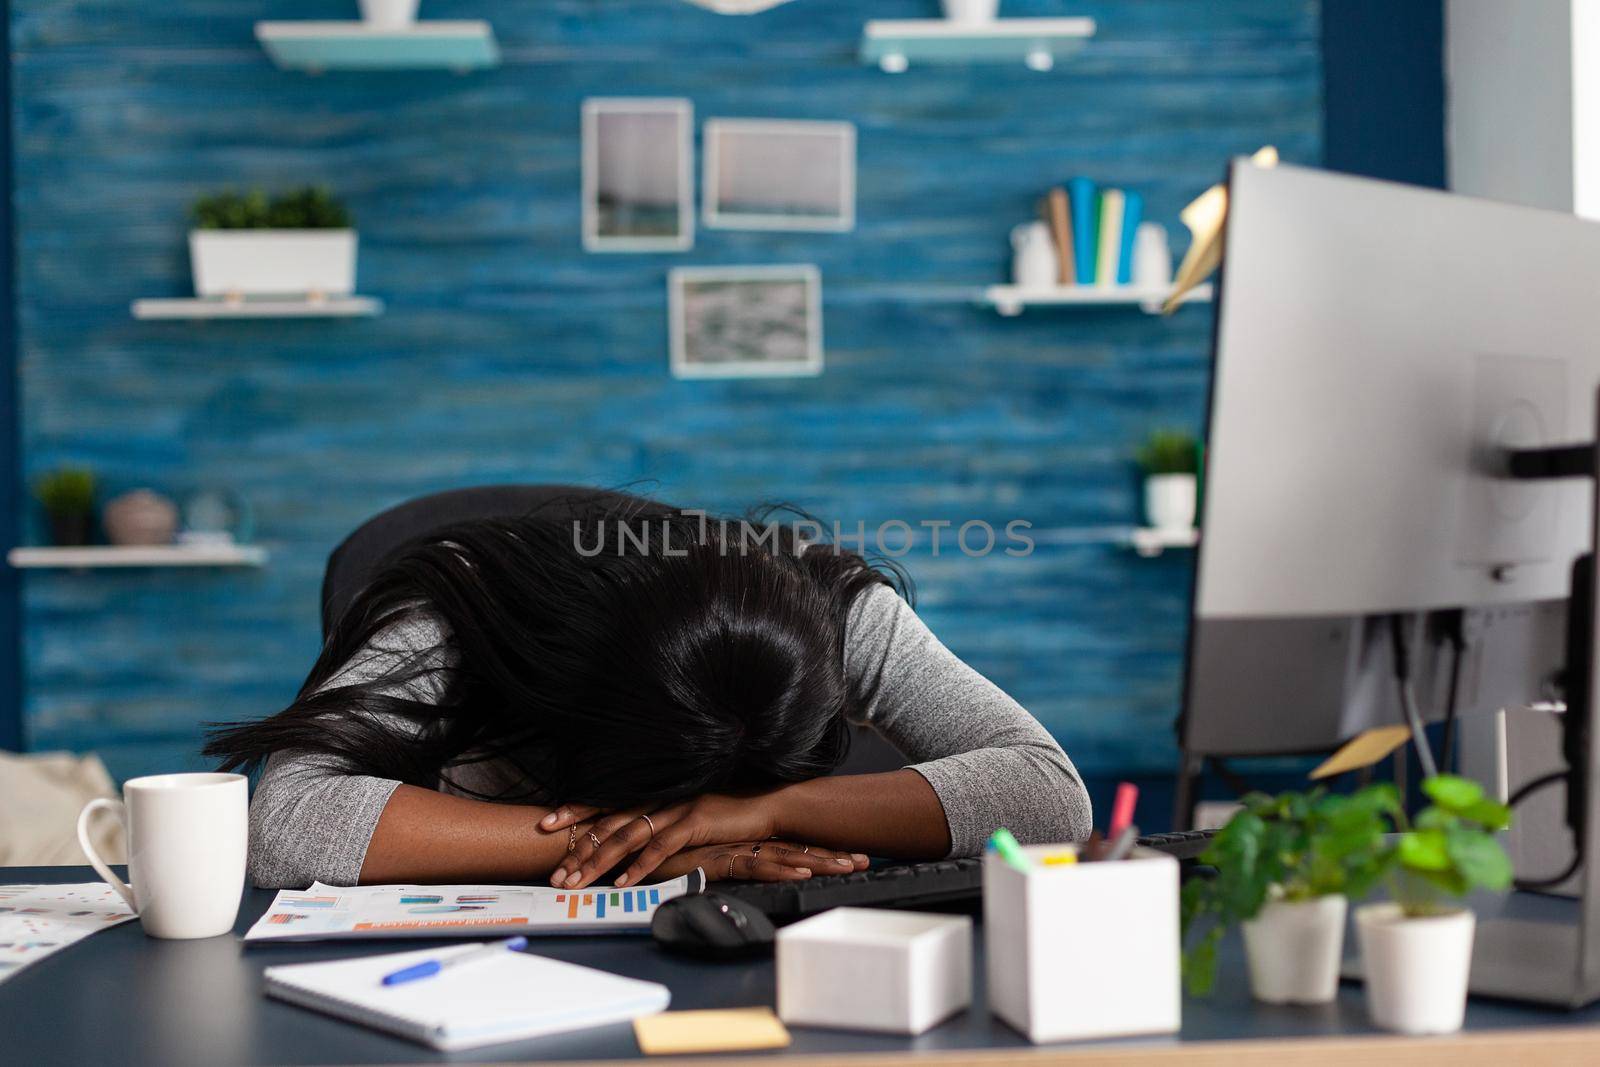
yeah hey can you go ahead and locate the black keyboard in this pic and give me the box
[718,859,984,923]
[716,829,1218,923]
[1134,828,1219,862]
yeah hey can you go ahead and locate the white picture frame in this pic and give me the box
[702,119,856,232]
[669,265,823,379]
[582,98,694,252]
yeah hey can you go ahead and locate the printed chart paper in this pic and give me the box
[245,871,704,942]
[0,883,137,983]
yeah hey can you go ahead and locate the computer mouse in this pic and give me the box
[651,892,776,960]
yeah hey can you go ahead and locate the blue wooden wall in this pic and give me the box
[10,0,1321,783]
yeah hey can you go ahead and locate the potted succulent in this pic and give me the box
[34,467,97,546]
[1135,429,1200,532]
[189,187,356,301]
[1181,785,1394,1004]
[1356,774,1512,1035]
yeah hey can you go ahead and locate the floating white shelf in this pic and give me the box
[8,545,269,569]
[255,20,499,72]
[1030,525,1200,557]
[861,17,1096,73]
[131,296,383,320]
[981,283,1213,316]
[1128,527,1200,557]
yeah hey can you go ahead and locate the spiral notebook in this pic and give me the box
[263,945,671,1051]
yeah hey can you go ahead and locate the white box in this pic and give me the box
[189,230,358,297]
[776,907,972,1035]
[984,845,1181,1043]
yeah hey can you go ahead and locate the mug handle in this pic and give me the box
[76,798,137,913]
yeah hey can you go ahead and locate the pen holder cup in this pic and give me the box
[984,846,1181,1043]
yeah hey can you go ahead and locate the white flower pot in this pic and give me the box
[1144,473,1197,532]
[1355,903,1475,1035]
[942,0,999,24]
[359,0,420,29]
[189,230,358,299]
[1241,896,1346,1004]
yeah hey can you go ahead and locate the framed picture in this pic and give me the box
[669,265,823,379]
[582,98,694,252]
[703,119,856,232]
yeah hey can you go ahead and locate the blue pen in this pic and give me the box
[380,935,529,986]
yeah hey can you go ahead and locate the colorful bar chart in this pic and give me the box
[555,888,662,922]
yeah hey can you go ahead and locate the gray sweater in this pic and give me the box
[249,584,1092,888]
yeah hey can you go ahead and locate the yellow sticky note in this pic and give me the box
[1309,724,1413,780]
[634,1008,792,1056]
[1163,145,1279,314]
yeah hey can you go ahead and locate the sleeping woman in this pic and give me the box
[205,493,1092,890]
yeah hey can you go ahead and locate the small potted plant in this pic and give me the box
[189,187,356,302]
[1356,774,1512,1035]
[34,467,97,546]
[1135,429,1200,532]
[1181,785,1393,1004]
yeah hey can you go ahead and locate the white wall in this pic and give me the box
[1573,0,1600,217]
[1447,0,1573,211]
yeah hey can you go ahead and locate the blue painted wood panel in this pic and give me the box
[10,0,1322,781]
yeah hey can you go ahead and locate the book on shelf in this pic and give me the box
[1046,187,1074,285]
[1054,179,1148,288]
[1066,176,1098,286]
[1117,191,1143,285]
[1095,187,1124,287]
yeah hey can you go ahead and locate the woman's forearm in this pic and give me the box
[361,769,951,888]
[360,784,570,883]
[769,769,952,860]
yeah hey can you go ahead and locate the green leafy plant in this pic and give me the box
[1135,429,1200,476]
[1388,774,1513,917]
[1180,785,1396,995]
[33,467,96,517]
[192,187,351,230]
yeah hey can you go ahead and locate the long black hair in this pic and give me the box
[203,497,901,808]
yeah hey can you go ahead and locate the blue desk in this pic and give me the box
[1,866,1597,1066]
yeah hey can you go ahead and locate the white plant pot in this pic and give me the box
[1144,473,1197,532]
[189,230,358,299]
[942,0,999,24]
[359,0,420,29]
[1241,896,1347,1005]
[1355,903,1475,1035]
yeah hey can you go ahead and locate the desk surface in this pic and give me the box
[3,866,1599,1067]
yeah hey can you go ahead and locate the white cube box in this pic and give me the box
[984,845,1181,1043]
[777,907,972,1035]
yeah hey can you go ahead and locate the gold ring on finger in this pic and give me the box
[567,826,577,854]
[587,831,602,850]
[727,854,737,879]
[641,814,656,838]
[801,845,809,855]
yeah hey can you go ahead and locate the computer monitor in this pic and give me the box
[1180,161,1598,783]
[1181,161,1600,1006]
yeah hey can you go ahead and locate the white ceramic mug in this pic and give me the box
[76,772,248,939]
